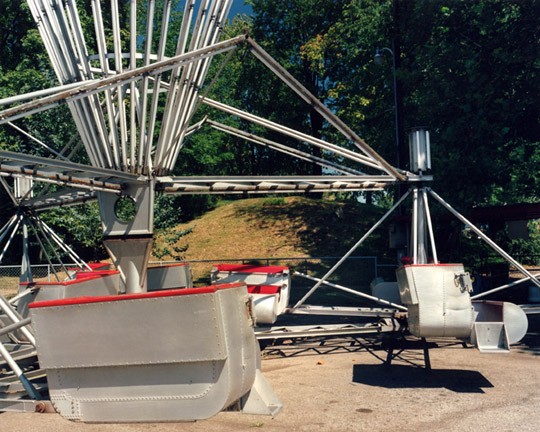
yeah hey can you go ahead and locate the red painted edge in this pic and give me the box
[398,263,463,270]
[75,270,120,280]
[213,264,288,274]
[86,262,111,270]
[67,262,110,271]
[28,283,245,309]
[148,262,189,269]
[20,270,120,287]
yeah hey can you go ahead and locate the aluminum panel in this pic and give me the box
[35,273,120,302]
[147,264,192,290]
[396,264,474,338]
[211,265,291,323]
[28,285,270,422]
[31,292,226,368]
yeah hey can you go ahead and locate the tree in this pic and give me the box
[1,0,538,264]
[206,1,352,177]
[398,0,540,207]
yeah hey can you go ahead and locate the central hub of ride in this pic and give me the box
[98,181,155,293]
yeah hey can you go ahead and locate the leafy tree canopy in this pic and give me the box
[0,0,538,262]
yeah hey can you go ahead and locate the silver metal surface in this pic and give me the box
[288,305,398,318]
[102,237,153,294]
[0,296,35,346]
[211,264,291,324]
[408,128,431,173]
[472,301,528,346]
[255,322,389,340]
[0,343,37,370]
[0,150,138,181]
[29,284,275,422]
[0,318,32,338]
[0,338,41,400]
[28,273,120,304]
[160,176,390,194]
[471,322,509,353]
[520,304,540,314]
[147,264,193,291]
[0,399,53,413]
[397,264,475,338]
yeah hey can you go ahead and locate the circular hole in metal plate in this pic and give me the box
[114,195,137,223]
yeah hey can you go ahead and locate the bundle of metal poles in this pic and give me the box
[25,0,233,175]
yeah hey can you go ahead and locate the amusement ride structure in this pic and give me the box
[0,0,537,422]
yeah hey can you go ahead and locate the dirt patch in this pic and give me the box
[1,320,539,431]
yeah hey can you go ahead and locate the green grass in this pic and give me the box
[153,196,391,283]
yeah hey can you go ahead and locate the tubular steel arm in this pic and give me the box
[245,37,406,181]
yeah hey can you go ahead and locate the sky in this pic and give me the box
[176,1,253,19]
[228,0,253,18]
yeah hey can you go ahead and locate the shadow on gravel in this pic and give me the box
[516,314,540,355]
[352,364,493,393]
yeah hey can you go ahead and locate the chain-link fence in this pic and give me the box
[1,257,399,305]
[0,263,78,297]
[165,256,398,307]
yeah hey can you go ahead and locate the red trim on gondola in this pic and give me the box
[28,283,244,309]
[20,270,120,286]
[213,264,288,274]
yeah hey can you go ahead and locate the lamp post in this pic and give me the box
[375,46,408,265]
[374,47,403,170]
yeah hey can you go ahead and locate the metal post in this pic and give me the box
[208,120,365,175]
[20,219,33,285]
[40,220,91,270]
[0,317,32,339]
[26,217,62,282]
[202,98,382,169]
[472,272,540,300]
[416,189,427,264]
[0,295,36,346]
[411,188,418,264]
[428,188,540,289]
[9,286,40,306]
[0,214,23,264]
[0,36,247,126]
[422,189,438,263]
[246,37,405,181]
[0,340,41,400]
[0,215,19,248]
[374,46,401,170]
[294,271,407,311]
[32,216,72,276]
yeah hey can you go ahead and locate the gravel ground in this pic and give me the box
[1,316,539,432]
